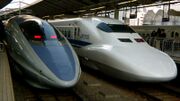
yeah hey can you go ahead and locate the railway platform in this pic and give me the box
[0,42,15,101]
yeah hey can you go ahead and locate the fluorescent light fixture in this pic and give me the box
[90,6,105,11]
[118,0,137,5]
[42,15,50,19]
[54,14,64,17]
[73,10,86,13]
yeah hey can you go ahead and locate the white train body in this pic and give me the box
[50,17,177,81]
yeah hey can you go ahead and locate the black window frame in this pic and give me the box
[97,23,136,33]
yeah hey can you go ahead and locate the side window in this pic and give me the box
[97,22,112,32]
[108,24,136,33]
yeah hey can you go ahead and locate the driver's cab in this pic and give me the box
[19,19,66,45]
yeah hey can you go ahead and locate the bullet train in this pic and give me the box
[50,17,177,82]
[5,15,81,89]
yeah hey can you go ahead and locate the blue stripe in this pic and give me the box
[31,41,76,81]
[68,39,91,48]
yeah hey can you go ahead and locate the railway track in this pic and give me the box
[80,67,180,101]
[129,83,180,101]
[11,66,180,101]
[12,72,81,101]
[74,68,148,101]
[161,82,180,95]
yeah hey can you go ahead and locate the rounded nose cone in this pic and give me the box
[32,45,77,81]
[124,50,177,81]
[112,46,177,81]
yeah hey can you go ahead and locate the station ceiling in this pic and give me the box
[24,0,172,18]
[0,0,173,19]
[0,0,12,9]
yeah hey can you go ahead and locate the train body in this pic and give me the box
[50,17,177,82]
[5,15,81,89]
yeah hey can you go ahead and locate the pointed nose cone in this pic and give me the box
[112,45,177,81]
[32,44,76,81]
[124,48,177,81]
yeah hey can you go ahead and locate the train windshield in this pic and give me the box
[97,22,135,33]
[42,21,65,41]
[19,20,65,42]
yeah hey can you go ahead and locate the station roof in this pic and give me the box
[0,0,173,19]
[24,0,172,18]
[0,0,12,9]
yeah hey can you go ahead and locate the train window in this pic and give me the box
[97,23,135,33]
[20,20,66,45]
[42,21,59,40]
[118,38,132,42]
[97,22,113,32]
[19,21,44,41]
[46,23,65,42]
[108,24,136,33]
[51,26,65,42]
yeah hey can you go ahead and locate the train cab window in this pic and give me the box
[46,22,65,42]
[19,21,44,42]
[51,26,65,41]
[20,20,65,43]
[97,22,113,32]
[107,24,135,33]
[42,21,58,40]
[97,22,135,33]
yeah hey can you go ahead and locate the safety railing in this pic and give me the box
[145,37,180,57]
[162,39,174,52]
[171,40,180,56]
[0,42,4,52]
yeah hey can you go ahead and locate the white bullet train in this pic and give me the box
[50,17,177,82]
[5,15,81,89]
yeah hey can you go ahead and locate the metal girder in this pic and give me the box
[0,0,12,9]
[73,0,95,5]
[0,0,174,19]
[24,0,132,17]
[138,0,171,5]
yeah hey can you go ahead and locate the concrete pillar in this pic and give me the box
[114,8,119,20]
